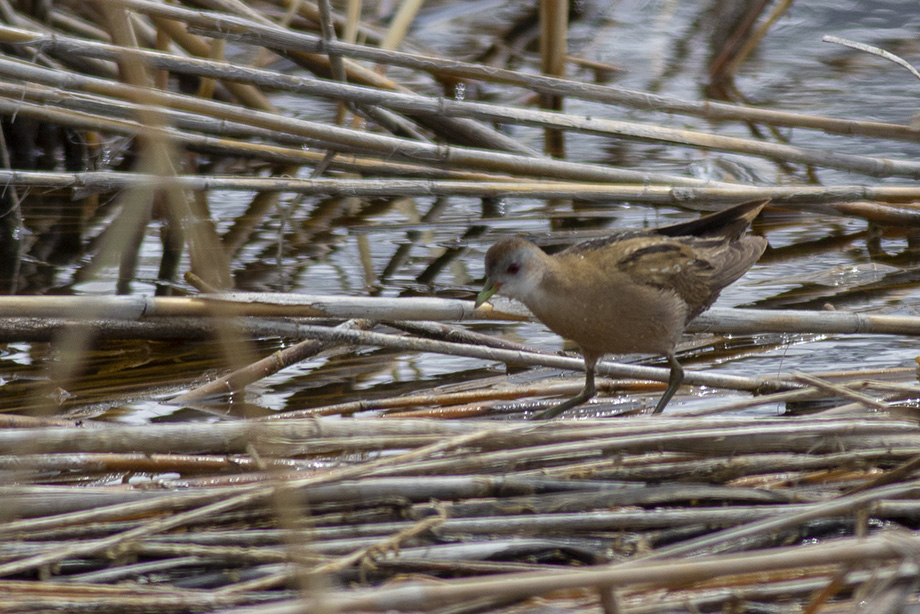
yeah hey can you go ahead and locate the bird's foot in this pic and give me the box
[531,387,595,420]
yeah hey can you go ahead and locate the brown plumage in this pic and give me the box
[475,199,768,418]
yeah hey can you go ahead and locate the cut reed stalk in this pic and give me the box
[6,170,920,213]
[94,1,920,143]
[215,528,920,612]
[7,27,920,178]
[1,415,912,461]
[1,294,920,340]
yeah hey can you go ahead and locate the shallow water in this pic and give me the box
[4,1,920,421]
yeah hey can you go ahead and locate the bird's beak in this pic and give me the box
[475,279,500,308]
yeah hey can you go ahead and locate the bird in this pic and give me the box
[475,199,768,419]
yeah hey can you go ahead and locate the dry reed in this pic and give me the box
[0,2,919,613]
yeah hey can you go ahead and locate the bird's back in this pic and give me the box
[563,199,766,255]
[557,200,768,322]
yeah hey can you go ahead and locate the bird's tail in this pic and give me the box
[657,199,769,241]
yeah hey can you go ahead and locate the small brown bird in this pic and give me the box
[475,199,768,419]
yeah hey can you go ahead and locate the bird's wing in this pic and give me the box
[611,236,718,312]
[581,234,765,320]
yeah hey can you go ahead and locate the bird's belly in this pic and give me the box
[530,287,688,357]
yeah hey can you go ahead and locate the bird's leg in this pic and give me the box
[653,352,684,414]
[533,355,598,420]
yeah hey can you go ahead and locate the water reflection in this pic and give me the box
[1,1,920,420]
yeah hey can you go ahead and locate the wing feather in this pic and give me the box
[565,234,766,321]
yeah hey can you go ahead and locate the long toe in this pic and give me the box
[534,360,598,420]
[533,395,582,420]
[533,385,596,420]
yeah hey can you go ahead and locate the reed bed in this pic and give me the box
[1,1,920,613]
[3,414,920,613]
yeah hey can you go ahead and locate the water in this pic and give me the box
[4,1,920,421]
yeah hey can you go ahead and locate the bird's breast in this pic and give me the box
[526,270,689,357]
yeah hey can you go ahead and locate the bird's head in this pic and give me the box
[476,237,546,308]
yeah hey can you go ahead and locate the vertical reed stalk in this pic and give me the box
[540,0,567,158]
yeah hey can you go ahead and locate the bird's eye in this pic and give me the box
[507,263,520,275]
